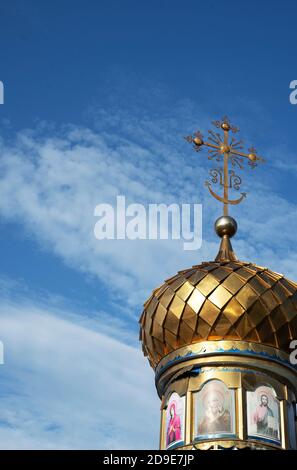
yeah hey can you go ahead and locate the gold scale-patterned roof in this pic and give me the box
[139,259,297,368]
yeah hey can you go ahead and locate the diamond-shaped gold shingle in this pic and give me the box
[236,284,258,309]
[196,274,220,296]
[176,281,194,302]
[187,288,205,313]
[222,272,245,294]
[208,285,233,309]
[222,297,245,324]
[181,304,197,330]
[199,299,220,326]
[168,296,185,318]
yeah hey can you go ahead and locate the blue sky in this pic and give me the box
[0,0,297,449]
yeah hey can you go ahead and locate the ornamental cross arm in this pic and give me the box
[184,115,265,216]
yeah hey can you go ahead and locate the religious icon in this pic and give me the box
[195,380,235,438]
[247,385,280,443]
[165,392,185,449]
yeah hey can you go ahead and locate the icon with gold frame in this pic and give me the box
[247,385,280,444]
[194,379,236,440]
[165,392,185,449]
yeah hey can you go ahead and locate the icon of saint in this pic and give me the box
[253,391,278,439]
[198,381,231,435]
[166,401,181,446]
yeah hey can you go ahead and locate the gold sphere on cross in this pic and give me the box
[221,122,230,131]
[193,137,203,146]
[248,153,257,161]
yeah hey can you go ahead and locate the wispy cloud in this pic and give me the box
[0,111,217,308]
[0,105,297,311]
[0,297,159,449]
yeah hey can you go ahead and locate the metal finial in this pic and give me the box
[214,216,238,261]
[215,215,237,238]
[185,116,265,261]
[184,115,265,217]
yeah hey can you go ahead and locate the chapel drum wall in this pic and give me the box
[159,347,297,450]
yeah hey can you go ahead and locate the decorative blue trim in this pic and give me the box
[191,367,269,376]
[157,351,194,375]
[156,345,297,381]
[165,440,185,450]
[194,433,237,441]
[248,434,281,446]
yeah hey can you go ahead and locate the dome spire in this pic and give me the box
[185,115,265,260]
[214,215,238,261]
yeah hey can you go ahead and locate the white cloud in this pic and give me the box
[1,111,297,311]
[0,117,216,308]
[0,298,159,449]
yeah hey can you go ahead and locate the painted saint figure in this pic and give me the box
[253,393,278,439]
[247,385,280,443]
[197,380,232,436]
[166,402,181,446]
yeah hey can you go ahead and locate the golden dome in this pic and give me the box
[139,259,297,369]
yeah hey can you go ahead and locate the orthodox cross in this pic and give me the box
[185,116,265,216]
